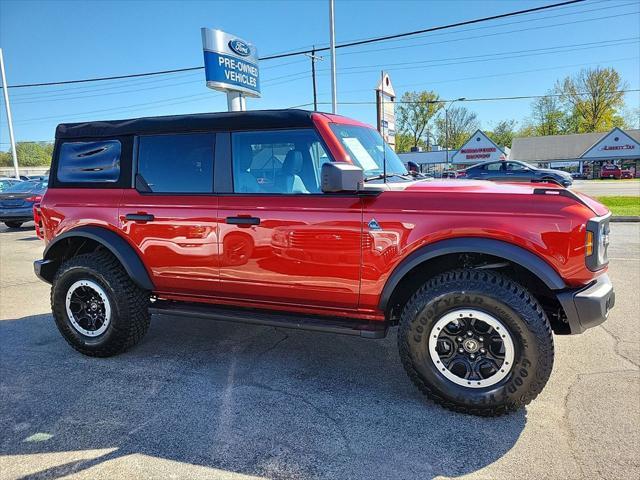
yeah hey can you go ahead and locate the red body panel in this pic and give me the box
[39,114,610,322]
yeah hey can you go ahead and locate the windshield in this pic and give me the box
[4,181,47,193]
[329,124,408,177]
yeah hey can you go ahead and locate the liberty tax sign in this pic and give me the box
[201,28,261,97]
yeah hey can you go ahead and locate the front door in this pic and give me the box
[503,161,531,181]
[217,128,362,311]
[120,132,220,297]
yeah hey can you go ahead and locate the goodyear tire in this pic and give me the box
[51,250,150,357]
[398,269,554,416]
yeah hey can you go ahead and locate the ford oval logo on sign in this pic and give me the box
[228,39,250,57]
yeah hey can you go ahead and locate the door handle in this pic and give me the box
[226,216,260,227]
[125,213,155,222]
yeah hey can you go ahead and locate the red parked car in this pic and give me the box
[34,110,614,416]
[600,164,621,179]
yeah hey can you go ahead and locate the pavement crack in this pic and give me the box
[598,324,640,368]
[560,368,639,480]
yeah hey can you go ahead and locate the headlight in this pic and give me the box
[585,213,611,271]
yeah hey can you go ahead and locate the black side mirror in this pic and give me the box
[321,162,364,193]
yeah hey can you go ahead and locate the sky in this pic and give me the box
[0,0,639,145]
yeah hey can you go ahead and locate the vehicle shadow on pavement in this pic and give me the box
[0,313,526,480]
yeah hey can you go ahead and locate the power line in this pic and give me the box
[335,10,640,59]
[321,56,639,98]
[2,0,587,89]
[331,37,640,73]
[13,36,634,106]
[288,89,640,108]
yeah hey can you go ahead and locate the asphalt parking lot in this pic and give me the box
[0,222,638,480]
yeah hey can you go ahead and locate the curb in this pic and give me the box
[611,216,640,222]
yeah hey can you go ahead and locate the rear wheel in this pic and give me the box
[4,221,23,228]
[398,269,554,416]
[51,250,150,357]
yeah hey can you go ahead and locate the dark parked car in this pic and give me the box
[571,172,588,180]
[464,160,573,187]
[0,180,47,228]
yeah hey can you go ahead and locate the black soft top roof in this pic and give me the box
[55,109,319,139]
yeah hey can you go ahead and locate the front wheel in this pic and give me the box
[398,269,554,416]
[4,221,23,228]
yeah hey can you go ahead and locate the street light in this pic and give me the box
[444,97,466,168]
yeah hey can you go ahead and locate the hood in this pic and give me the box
[391,179,608,216]
[401,179,560,195]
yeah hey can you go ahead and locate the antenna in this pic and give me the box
[381,70,387,183]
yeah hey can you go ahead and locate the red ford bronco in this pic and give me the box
[34,110,614,416]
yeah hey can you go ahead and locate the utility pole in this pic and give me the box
[329,0,337,113]
[305,47,323,111]
[0,48,19,180]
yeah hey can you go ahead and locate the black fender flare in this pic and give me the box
[378,237,566,311]
[42,225,154,291]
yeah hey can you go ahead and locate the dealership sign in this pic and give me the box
[452,130,506,163]
[201,28,260,97]
[581,127,639,158]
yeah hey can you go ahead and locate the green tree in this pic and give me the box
[396,90,442,149]
[530,94,568,136]
[0,150,13,167]
[556,67,628,133]
[435,106,480,149]
[395,133,427,153]
[487,120,517,148]
[0,142,54,167]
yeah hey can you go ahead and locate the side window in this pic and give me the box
[485,162,503,171]
[57,140,121,183]
[137,133,214,193]
[506,162,527,171]
[231,129,330,194]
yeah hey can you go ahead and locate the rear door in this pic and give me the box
[216,129,362,310]
[120,132,220,296]
[480,161,505,180]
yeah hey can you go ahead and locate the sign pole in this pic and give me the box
[0,48,19,180]
[227,91,246,112]
[329,0,337,114]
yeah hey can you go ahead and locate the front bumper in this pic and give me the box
[34,259,56,284]
[557,274,615,334]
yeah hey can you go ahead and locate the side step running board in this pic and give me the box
[149,300,388,339]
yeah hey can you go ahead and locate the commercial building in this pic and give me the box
[510,127,639,178]
[399,130,509,175]
[398,127,639,178]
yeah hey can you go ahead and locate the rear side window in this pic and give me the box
[58,140,121,183]
[137,134,214,193]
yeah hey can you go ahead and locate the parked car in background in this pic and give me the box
[0,180,47,228]
[0,177,22,192]
[464,160,573,187]
[442,170,466,179]
[621,169,634,179]
[600,164,621,179]
[571,172,588,180]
